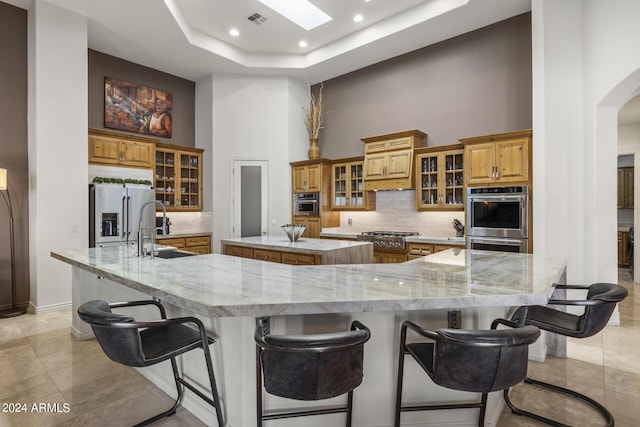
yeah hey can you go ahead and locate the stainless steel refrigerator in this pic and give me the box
[89,184,155,247]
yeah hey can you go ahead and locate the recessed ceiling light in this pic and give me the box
[256,0,332,31]
[353,14,364,23]
[299,41,308,48]
[229,28,240,36]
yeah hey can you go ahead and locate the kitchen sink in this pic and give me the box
[154,250,197,259]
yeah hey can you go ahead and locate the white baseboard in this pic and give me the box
[30,301,72,313]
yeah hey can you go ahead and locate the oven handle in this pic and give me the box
[468,237,526,246]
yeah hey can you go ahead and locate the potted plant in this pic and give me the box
[302,82,324,160]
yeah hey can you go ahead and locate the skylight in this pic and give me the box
[256,0,332,31]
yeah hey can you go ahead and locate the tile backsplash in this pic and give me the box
[159,211,212,235]
[330,190,465,237]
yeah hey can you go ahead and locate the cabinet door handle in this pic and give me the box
[495,166,499,179]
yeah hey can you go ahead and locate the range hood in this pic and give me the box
[361,129,426,191]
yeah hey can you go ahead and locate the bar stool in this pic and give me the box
[77,299,224,427]
[394,321,540,427]
[491,282,628,427]
[254,318,370,426]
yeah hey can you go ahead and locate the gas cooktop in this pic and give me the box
[356,231,419,251]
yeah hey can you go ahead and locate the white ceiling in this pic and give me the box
[6,0,531,83]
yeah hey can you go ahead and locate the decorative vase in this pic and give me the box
[308,138,320,160]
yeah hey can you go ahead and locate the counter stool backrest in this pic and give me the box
[578,282,629,337]
[429,326,540,393]
[77,299,146,367]
[258,328,370,400]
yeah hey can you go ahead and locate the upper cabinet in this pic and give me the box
[331,156,376,210]
[361,129,427,191]
[88,128,155,169]
[290,159,340,237]
[460,129,531,186]
[292,163,321,193]
[618,167,634,209]
[155,143,203,211]
[415,144,464,211]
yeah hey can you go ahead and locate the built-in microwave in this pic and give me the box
[466,186,529,239]
[293,192,319,216]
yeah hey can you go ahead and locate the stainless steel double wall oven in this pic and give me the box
[466,186,529,253]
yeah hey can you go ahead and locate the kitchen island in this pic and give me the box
[221,235,373,265]
[52,246,565,427]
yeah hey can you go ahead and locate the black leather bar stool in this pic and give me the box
[394,321,540,427]
[254,318,370,426]
[77,299,224,427]
[491,282,628,427]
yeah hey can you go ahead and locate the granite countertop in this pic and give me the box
[221,236,371,254]
[318,230,466,246]
[51,246,566,318]
[405,236,466,246]
[157,232,211,239]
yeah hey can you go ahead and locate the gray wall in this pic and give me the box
[316,13,532,159]
[0,2,28,309]
[88,50,196,147]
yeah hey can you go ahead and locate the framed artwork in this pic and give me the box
[104,77,173,138]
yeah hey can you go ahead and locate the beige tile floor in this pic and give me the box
[0,271,638,427]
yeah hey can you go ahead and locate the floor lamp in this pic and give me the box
[0,168,26,317]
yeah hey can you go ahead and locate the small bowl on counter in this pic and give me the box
[281,224,306,242]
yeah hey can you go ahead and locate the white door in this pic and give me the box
[231,160,268,238]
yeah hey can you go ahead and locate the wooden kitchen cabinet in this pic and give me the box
[281,252,317,265]
[88,129,155,169]
[415,144,464,211]
[292,163,321,193]
[361,130,427,191]
[331,157,375,210]
[155,143,203,211]
[618,167,634,208]
[253,249,282,263]
[156,234,211,254]
[224,244,320,265]
[618,231,630,267]
[375,251,408,263]
[293,216,321,238]
[460,129,531,186]
[225,244,253,259]
[407,242,434,260]
[290,159,340,236]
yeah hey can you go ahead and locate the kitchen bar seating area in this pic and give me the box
[49,245,576,426]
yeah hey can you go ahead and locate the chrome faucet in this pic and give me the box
[138,200,167,257]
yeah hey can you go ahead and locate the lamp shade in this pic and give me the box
[0,168,7,190]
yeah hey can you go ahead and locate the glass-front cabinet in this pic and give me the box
[415,145,464,211]
[331,157,375,210]
[155,144,203,211]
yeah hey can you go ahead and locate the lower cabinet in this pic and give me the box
[375,251,408,263]
[156,234,211,254]
[281,252,317,265]
[406,242,463,261]
[225,245,252,259]
[224,244,321,265]
[253,249,282,263]
[618,231,630,268]
[292,217,321,238]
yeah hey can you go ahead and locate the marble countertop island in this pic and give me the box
[52,247,566,427]
[51,246,566,318]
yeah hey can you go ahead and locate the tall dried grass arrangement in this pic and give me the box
[303,83,324,140]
